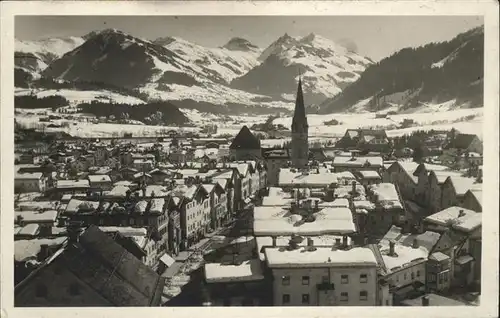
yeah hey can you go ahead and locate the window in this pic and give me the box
[341,274,349,284]
[444,272,448,282]
[396,275,399,282]
[282,275,290,286]
[416,270,421,277]
[411,272,415,280]
[340,292,348,301]
[302,294,310,304]
[302,276,310,285]
[282,294,290,304]
[360,274,368,283]
[439,274,443,284]
[360,291,368,301]
[69,283,80,296]
[404,273,407,280]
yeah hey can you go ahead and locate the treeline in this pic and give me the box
[15,95,69,109]
[31,77,150,101]
[320,26,484,113]
[78,100,190,125]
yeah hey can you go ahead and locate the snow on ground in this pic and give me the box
[15,88,146,106]
[273,107,483,138]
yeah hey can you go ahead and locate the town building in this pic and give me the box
[14,226,166,306]
[229,126,262,161]
[15,172,48,193]
[265,243,378,306]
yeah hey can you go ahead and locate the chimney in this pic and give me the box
[314,200,319,210]
[351,181,357,195]
[389,240,395,256]
[307,237,314,247]
[67,223,83,244]
[342,236,348,248]
[422,295,429,306]
[272,236,277,247]
[39,244,50,260]
[412,238,419,249]
[351,151,356,160]
[458,209,466,218]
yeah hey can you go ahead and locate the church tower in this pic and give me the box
[291,78,309,169]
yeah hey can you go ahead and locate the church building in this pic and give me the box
[291,78,309,169]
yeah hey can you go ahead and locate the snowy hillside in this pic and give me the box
[319,26,484,114]
[155,36,261,83]
[232,33,373,105]
[15,36,85,65]
[40,29,293,113]
[15,88,146,106]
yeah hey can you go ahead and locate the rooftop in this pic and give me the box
[265,246,377,268]
[425,206,481,232]
[204,259,265,284]
[279,168,338,187]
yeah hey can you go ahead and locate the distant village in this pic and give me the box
[13,80,483,307]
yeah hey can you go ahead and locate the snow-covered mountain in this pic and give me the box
[318,26,484,114]
[40,29,291,113]
[231,33,374,105]
[153,36,261,83]
[15,36,86,65]
[14,36,85,84]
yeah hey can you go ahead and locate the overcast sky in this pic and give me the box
[16,16,483,61]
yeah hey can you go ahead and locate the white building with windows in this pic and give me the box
[265,245,378,306]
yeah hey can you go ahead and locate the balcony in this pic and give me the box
[317,282,335,291]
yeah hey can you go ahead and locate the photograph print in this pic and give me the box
[4,4,497,312]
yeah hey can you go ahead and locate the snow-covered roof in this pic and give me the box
[88,174,112,183]
[446,176,482,196]
[113,180,136,187]
[368,183,403,209]
[15,210,58,223]
[265,246,377,268]
[228,163,250,177]
[256,235,353,261]
[429,252,450,262]
[134,200,148,214]
[279,168,338,187]
[15,172,43,180]
[65,199,99,214]
[359,170,381,179]
[204,259,265,283]
[150,198,165,214]
[261,196,294,207]
[99,227,147,237]
[17,224,40,236]
[214,178,227,189]
[425,206,481,232]
[18,201,59,211]
[105,185,130,197]
[14,237,66,262]
[56,179,90,189]
[353,200,376,211]
[380,225,441,255]
[333,156,383,167]
[378,242,428,274]
[133,172,152,179]
[253,206,355,236]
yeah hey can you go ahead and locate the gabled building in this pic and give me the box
[14,225,166,306]
[229,126,262,161]
[445,133,482,154]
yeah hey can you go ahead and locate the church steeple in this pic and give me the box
[292,77,308,132]
[290,76,309,169]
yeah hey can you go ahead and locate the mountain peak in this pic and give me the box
[222,37,259,52]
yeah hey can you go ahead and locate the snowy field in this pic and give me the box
[15,100,483,139]
[15,88,146,106]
